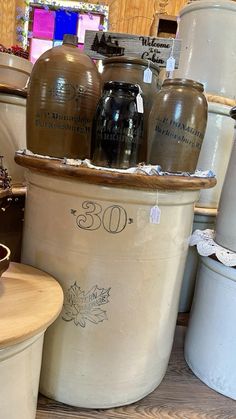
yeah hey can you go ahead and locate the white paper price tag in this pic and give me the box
[149,205,161,224]
[143,67,153,84]
[166,56,176,72]
[136,93,144,113]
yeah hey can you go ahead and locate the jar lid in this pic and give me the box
[230,106,236,119]
[162,78,204,92]
[104,80,140,94]
[103,55,160,74]
[0,262,63,348]
[63,34,78,46]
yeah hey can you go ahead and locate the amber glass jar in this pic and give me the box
[91,81,144,169]
[148,78,208,172]
[26,34,101,159]
[101,56,160,163]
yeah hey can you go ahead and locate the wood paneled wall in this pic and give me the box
[0,0,187,48]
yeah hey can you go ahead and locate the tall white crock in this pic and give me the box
[196,101,234,208]
[185,256,236,399]
[176,0,236,99]
[17,155,215,408]
[179,208,216,312]
[0,262,63,419]
[215,107,236,251]
[0,87,26,186]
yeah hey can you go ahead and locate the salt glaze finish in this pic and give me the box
[176,0,236,99]
[215,106,236,251]
[196,102,234,209]
[27,35,101,159]
[101,56,160,163]
[185,256,236,400]
[0,86,26,185]
[148,78,208,172]
[18,159,212,408]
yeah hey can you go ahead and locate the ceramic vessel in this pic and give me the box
[91,81,144,168]
[0,262,63,419]
[27,34,101,159]
[196,101,234,208]
[0,85,26,186]
[215,106,236,251]
[101,56,160,162]
[0,52,32,89]
[148,78,208,172]
[175,0,236,99]
[0,243,10,277]
[16,154,214,408]
[179,207,216,313]
[185,256,236,399]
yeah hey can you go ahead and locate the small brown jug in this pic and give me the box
[27,34,101,159]
[148,78,208,172]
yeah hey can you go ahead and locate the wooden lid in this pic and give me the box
[15,154,217,191]
[0,262,63,349]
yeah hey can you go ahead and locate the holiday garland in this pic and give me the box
[16,0,109,49]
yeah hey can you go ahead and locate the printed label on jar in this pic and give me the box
[155,116,204,149]
[34,110,91,135]
[95,125,142,145]
[45,82,87,103]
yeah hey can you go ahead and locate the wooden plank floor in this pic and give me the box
[36,326,236,419]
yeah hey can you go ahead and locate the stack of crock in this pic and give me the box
[176,0,236,311]
[185,106,236,400]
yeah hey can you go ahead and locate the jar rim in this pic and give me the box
[230,106,236,119]
[103,55,160,74]
[103,81,140,93]
[162,78,204,91]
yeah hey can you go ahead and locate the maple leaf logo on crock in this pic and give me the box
[62,282,111,327]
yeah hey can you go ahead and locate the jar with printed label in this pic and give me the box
[101,56,160,163]
[91,81,144,169]
[27,34,101,159]
[147,78,208,172]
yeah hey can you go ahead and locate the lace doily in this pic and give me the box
[190,229,236,267]
[16,150,215,178]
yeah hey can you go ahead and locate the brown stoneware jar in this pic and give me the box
[148,78,208,172]
[27,34,101,159]
[101,56,160,163]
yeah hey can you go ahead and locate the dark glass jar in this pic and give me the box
[91,81,144,169]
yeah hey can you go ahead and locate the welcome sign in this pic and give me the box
[84,30,181,68]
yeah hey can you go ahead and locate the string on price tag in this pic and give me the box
[143,60,153,84]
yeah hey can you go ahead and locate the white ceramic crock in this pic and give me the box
[0,262,63,419]
[185,256,236,399]
[196,102,234,208]
[0,90,26,186]
[175,0,236,99]
[179,208,217,312]
[215,110,236,251]
[18,162,208,408]
[0,53,32,89]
